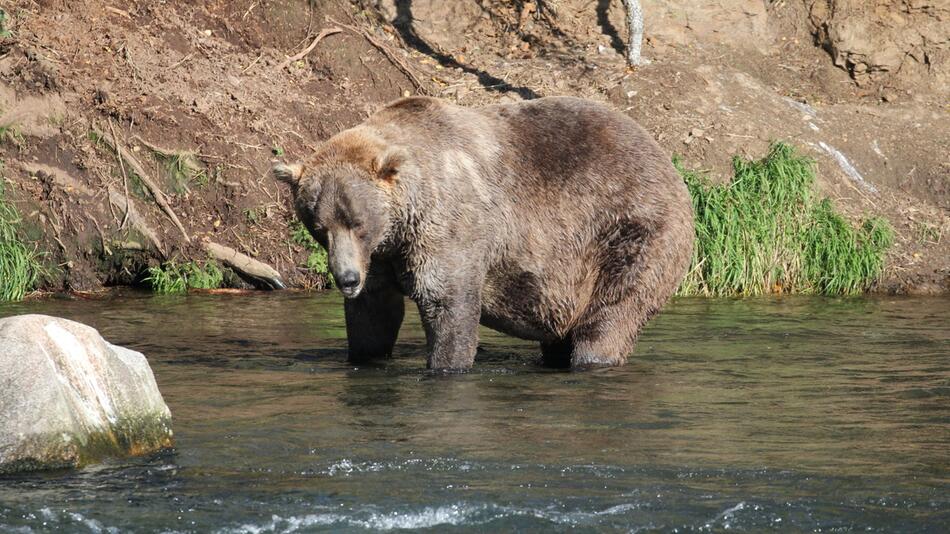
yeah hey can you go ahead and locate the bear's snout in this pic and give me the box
[326,229,366,299]
[337,270,362,298]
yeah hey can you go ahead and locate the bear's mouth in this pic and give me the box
[339,284,363,299]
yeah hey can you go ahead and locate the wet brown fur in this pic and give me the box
[277,96,694,370]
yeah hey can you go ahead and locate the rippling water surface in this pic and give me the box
[0,293,947,532]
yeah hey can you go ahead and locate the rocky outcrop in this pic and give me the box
[0,315,173,473]
[807,0,949,93]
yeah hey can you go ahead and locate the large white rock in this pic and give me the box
[0,314,173,473]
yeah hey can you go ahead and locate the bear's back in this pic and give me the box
[368,96,686,221]
[485,97,674,192]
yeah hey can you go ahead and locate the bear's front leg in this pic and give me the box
[344,283,405,363]
[416,286,482,370]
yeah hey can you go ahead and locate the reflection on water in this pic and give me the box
[0,292,947,532]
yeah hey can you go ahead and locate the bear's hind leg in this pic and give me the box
[344,284,405,363]
[567,218,684,369]
[568,290,661,368]
[569,314,641,369]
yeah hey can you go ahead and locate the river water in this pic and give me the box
[0,293,947,532]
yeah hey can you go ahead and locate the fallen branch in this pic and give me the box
[328,16,429,94]
[204,241,286,290]
[278,27,342,70]
[108,120,132,230]
[107,187,166,258]
[93,127,191,242]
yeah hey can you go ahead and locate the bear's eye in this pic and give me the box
[357,222,373,237]
[314,232,329,249]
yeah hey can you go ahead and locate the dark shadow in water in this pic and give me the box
[340,381,403,409]
[291,347,350,363]
[596,0,626,55]
[393,0,540,100]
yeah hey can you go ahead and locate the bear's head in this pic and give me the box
[273,131,407,299]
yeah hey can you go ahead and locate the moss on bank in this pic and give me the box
[0,168,40,301]
[290,220,334,288]
[145,260,223,293]
[677,142,893,296]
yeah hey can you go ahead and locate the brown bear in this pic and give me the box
[274,96,694,370]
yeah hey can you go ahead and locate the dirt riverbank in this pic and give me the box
[0,0,946,294]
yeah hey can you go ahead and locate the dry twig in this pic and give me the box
[165,52,193,72]
[278,27,342,70]
[107,119,132,231]
[328,16,429,94]
[94,127,191,242]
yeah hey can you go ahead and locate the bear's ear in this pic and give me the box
[272,162,305,187]
[372,148,407,183]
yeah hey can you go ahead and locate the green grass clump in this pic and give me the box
[149,149,207,194]
[678,142,893,296]
[0,125,25,148]
[0,9,13,38]
[244,206,266,225]
[290,221,333,287]
[0,178,40,301]
[146,260,223,294]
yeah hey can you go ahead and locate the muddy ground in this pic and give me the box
[0,0,947,294]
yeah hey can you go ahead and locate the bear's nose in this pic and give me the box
[338,270,361,290]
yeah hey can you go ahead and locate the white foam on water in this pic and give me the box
[318,457,481,477]
[559,463,626,479]
[63,511,120,534]
[526,502,642,525]
[227,513,344,534]
[220,501,644,533]
[18,506,121,534]
[323,458,357,476]
[317,458,620,478]
[351,504,481,530]
[221,506,475,533]
[703,501,751,530]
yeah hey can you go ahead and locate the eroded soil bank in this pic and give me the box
[0,0,946,295]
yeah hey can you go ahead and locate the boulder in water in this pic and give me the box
[0,314,173,474]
